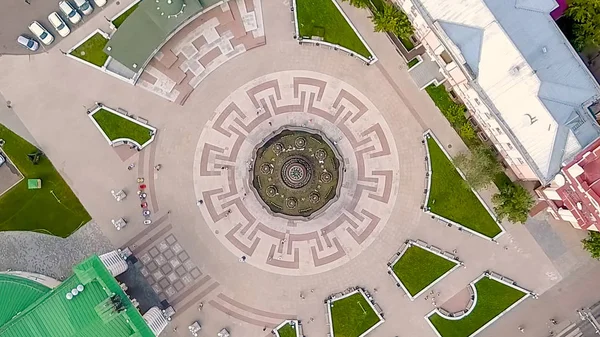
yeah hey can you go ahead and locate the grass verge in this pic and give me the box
[296,0,372,58]
[331,292,381,337]
[407,57,419,68]
[69,32,109,67]
[277,323,297,337]
[428,277,527,337]
[427,136,502,238]
[0,124,91,237]
[424,84,514,191]
[392,245,457,296]
[92,109,153,146]
[112,2,140,28]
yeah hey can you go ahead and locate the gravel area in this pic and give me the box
[0,221,113,280]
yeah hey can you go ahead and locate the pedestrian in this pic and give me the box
[6,101,11,108]
[268,122,272,126]
[198,302,203,310]
[24,0,31,5]
[154,164,161,171]
[262,327,267,331]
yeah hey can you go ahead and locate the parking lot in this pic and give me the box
[0,0,110,55]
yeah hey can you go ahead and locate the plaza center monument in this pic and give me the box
[251,127,342,219]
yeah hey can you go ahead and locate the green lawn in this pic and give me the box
[407,57,419,68]
[296,0,372,58]
[424,84,514,191]
[112,2,140,28]
[69,32,109,67]
[92,109,153,146]
[428,277,527,337]
[427,136,502,238]
[399,36,415,50]
[331,292,381,337]
[392,245,457,296]
[0,124,91,237]
[277,323,297,337]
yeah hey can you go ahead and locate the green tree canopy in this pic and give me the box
[370,3,414,39]
[454,146,501,190]
[341,0,370,9]
[492,184,534,224]
[565,0,600,51]
[582,231,600,259]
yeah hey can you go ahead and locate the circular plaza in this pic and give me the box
[193,70,401,275]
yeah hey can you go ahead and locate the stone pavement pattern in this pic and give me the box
[0,0,592,336]
[138,0,266,104]
[194,70,399,275]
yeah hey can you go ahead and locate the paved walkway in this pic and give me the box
[0,0,594,337]
[138,0,266,104]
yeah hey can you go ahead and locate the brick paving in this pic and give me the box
[137,0,266,104]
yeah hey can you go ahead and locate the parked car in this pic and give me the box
[0,154,5,167]
[48,12,70,37]
[73,0,93,15]
[58,1,81,24]
[28,21,54,45]
[16,35,39,51]
[93,0,106,7]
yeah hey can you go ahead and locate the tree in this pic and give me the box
[454,146,501,190]
[371,3,414,39]
[492,184,534,224]
[341,0,370,9]
[444,103,466,128]
[565,0,600,51]
[582,231,600,259]
[459,122,477,141]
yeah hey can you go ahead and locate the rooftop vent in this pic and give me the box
[510,65,521,76]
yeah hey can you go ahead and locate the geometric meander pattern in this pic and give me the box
[138,234,203,301]
[193,71,400,275]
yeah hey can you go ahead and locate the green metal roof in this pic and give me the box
[0,274,50,327]
[104,0,204,72]
[0,256,155,337]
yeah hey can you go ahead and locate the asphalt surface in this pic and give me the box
[0,0,112,55]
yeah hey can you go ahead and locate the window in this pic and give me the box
[484,113,492,120]
[474,98,481,105]
[440,50,453,64]
[495,127,503,135]
[517,158,525,165]
[506,143,513,150]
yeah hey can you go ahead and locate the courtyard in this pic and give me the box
[0,0,580,336]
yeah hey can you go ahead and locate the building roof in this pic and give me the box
[552,137,600,230]
[104,0,204,72]
[416,0,600,183]
[0,274,50,327]
[0,256,154,337]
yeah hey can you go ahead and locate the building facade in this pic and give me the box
[536,138,600,231]
[397,0,600,185]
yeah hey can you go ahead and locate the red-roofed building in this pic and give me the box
[537,137,600,231]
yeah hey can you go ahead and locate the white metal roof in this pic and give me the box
[416,0,600,182]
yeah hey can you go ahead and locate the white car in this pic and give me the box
[48,12,70,37]
[17,35,39,51]
[93,0,106,7]
[73,0,93,15]
[58,1,81,24]
[28,21,54,45]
